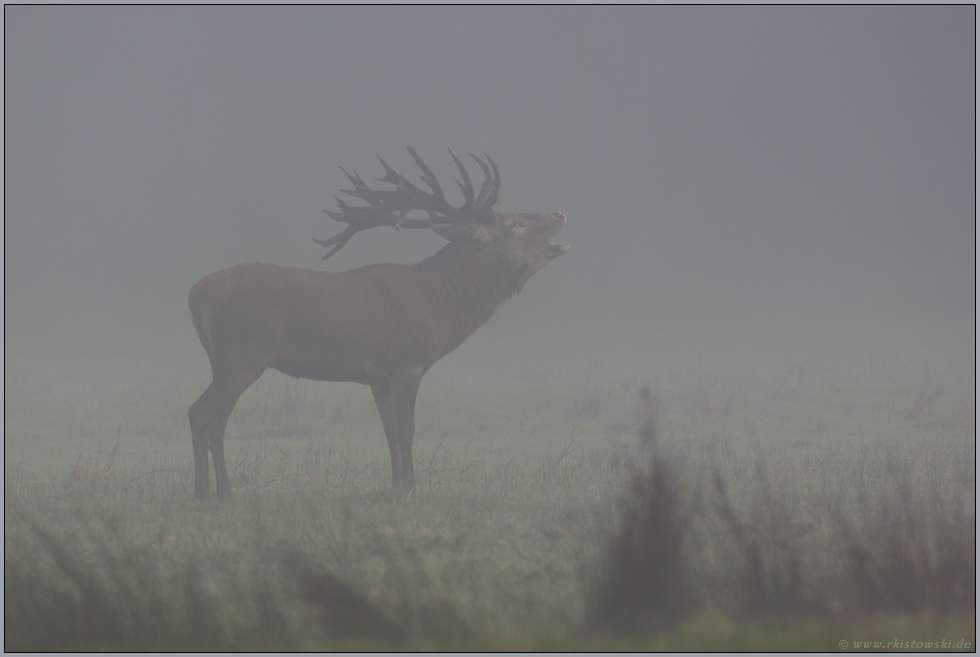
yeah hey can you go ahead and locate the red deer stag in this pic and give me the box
[188,148,568,498]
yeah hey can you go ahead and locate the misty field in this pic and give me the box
[4,351,975,650]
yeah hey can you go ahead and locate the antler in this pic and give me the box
[314,147,501,259]
[468,150,501,210]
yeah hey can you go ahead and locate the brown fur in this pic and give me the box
[188,211,568,497]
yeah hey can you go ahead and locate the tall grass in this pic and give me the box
[585,453,693,634]
[5,353,975,649]
[5,518,305,651]
[582,388,975,637]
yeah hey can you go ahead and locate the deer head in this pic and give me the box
[314,148,569,283]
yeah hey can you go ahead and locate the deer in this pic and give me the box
[188,148,569,498]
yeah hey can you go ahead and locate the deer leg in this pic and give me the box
[188,368,264,499]
[209,401,236,499]
[189,383,220,498]
[390,376,422,493]
[370,380,402,488]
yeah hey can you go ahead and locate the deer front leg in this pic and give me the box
[390,375,422,493]
[371,380,403,488]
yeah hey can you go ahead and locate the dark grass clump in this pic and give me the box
[585,454,693,634]
[710,463,809,617]
[279,539,473,647]
[277,544,405,643]
[832,466,975,615]
[584,388,694,634]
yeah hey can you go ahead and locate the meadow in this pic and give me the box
[4,348,975,650]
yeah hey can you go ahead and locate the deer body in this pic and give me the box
[189,149,567,498]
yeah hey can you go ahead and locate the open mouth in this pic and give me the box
[550,212,570,254]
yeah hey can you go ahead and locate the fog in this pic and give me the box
[5,6,975,375]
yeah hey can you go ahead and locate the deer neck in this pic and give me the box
[416,240,525,351]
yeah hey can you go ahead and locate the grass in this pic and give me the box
[4,349,975,649]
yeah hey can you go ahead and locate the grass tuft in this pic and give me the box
[832,465,976,615]
[584,390,693,634]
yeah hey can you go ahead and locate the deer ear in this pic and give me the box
[431,220,490,243]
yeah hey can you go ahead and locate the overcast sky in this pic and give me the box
[5,6,975,372]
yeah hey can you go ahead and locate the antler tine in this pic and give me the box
[484,151,501,201]
[468,152,494,210]
[313,223,359,260]
[324,197,377,220]
[405,147,445,205]
[338,166,412,211]
[377,152,459,216]
[468,151,501,211]
[375,155,425,199]
[340,167,367,190]
[446,148,475,215]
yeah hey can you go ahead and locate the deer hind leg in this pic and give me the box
[189,387,216,498]
[188,367,265,498]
